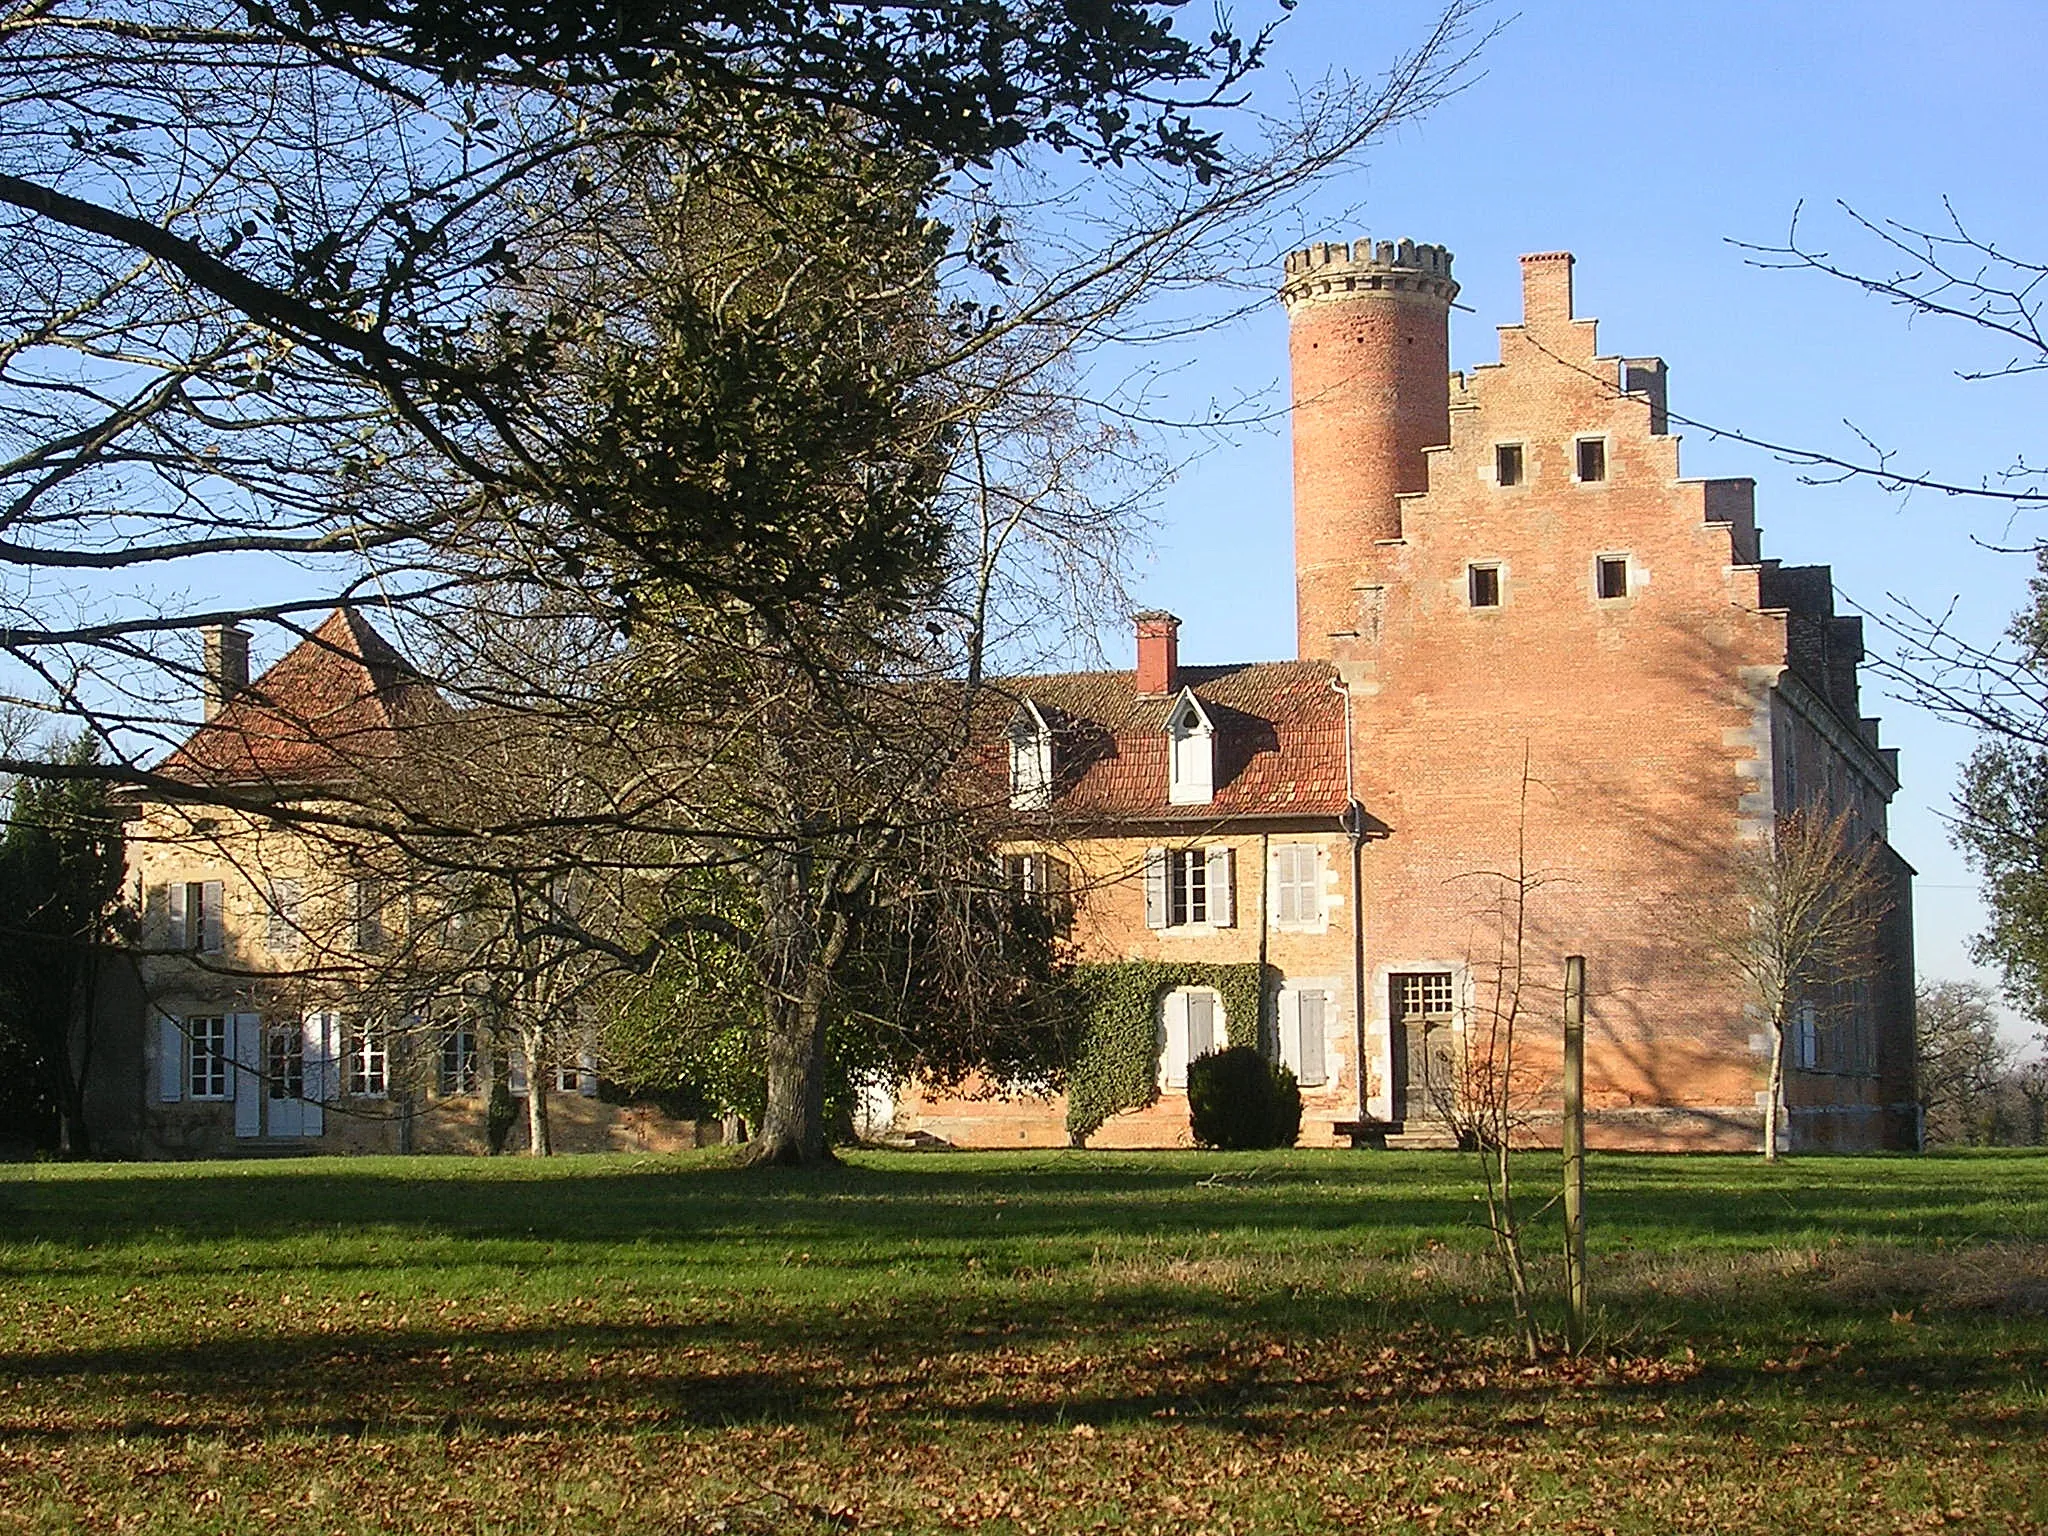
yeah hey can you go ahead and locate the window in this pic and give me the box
[1143,845,1235,929]
[1596,555,1629,600]
[1793,1001,1819,1071]
[267,1021,305,1101]
[1395,971,1456,1021]
[1166,690,1215,805]
[167,880,224,954]
[354,879,386,953]
[438,1024,478,1095]
[1002,852,1070,901]
[1279,987,1329,1087]
[188,1015,229,1099]
[1273,844,1321,926]
[1575,436,1607,483]
[1494,443,1524,487]
[345,1019,387,1097]
[1007,700,1054,811]
[1160,987,1223,1089]
[1468,563,1501,608]
[265,878,303,953]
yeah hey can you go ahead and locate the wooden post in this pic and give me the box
[1562,955,1588,1351]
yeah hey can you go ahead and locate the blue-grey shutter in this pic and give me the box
[232,1014,262,1135]
[1160,988,1189,1087]
[1206,846,1235,928]
[167,882,188,950]
[199,881,225,954]
[1297,991,1327,1087]
[1186,991,1216,1060]
[157,1015,184,1102]
[1143,847,1168,929]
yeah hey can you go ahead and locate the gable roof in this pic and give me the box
[158,608,450,788]
[999,659,1349,824]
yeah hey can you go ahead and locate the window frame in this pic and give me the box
[187,1014,230,1100]
[1574,435,1608,484]
[1493,442,1525,487]
[345,1017,388,1098]
[437,1023,479,1096]
[1594,553,1630,601]
[1168,847,1208,927]
[1467,562,1502,609]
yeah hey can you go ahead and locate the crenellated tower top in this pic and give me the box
[1279,238,1459,312]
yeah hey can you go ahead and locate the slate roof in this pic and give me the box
[996,660,1350,824]
[158,608,450,788]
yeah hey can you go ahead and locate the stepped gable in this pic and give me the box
[159,608,449,787]
[1003,659,1348,821]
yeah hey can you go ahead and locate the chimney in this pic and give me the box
[202,623,250,720]
[1134,610,1181,696]
[1520,251,1575,331]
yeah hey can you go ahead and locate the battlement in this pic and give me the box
[1280,237,1458,309]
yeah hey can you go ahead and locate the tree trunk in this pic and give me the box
[744,846,840,1167]
[524,1031,553,1157]
[1764,1018,1785,1161]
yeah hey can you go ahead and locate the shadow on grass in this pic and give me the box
[3,1304,2041,1452]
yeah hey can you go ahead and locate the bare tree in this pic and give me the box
[1722,807,1890,1160]
[1915,978,2011,1147]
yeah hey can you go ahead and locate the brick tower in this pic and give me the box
[1279,238,1458,658]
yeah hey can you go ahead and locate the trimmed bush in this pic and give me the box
[1187,1045,1302,1150]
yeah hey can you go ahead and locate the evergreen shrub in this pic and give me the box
[1187,1045,1301,1150]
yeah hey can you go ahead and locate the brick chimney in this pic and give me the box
[202,622,250,720]
[1520,251,1575,331]
[1134,610,1181,696]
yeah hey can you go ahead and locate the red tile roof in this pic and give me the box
[158,608,450,788]
[996,660,1350,824]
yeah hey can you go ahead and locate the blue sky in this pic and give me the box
[1124,0,2048,1043]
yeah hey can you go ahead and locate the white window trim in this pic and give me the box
[185,1013,232,1100]
[1166,687,1216,806]
[346,1017,389,1098]
[1158,986,1226,1090]
[1145,844,1234,931]
[1008,698,1056,811]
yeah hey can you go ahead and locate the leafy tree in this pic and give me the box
[1722,807,1888,1160]
[1914,978,2011,1147]
[0,736,126,1155]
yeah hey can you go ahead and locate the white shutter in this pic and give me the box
[1161,989,1189,1088]
[1207,846,1235,928]
[1277,987,1302,1076]
[577,1045,599,1097]
[508,1048,529,1095]
[1143,847,1168,929]
[167,882,188,950]
[157,1014,184,1102]
[232,1014,262,1136]
[199,881,225,954]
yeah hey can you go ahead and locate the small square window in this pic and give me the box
[1494,444,1523,487]
[1575,437,1606,483]
[1468,564,1501,608]
[1596,555,1629,600]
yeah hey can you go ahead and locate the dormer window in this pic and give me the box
[1167,688,1215,805]
[1008,699,1054,811]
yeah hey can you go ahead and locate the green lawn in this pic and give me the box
[2,1149,2045,1534]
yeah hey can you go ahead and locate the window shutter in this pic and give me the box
[1186,991,1216,1061]
[167,882,188,950]
[1161,988,1189,1088]
[1207,846,1235,928]
[508,1048,529,1095]
[232,1015,262,1136]
[157,1015,184,1102]
[1298,991,1327,1087]
[1277,987,1301,1075]
[1143,847,1168,929]
[577,1045,599,1098]
[200,881,225,953]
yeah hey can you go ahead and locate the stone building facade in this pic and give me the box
[905,240,1918,1152]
